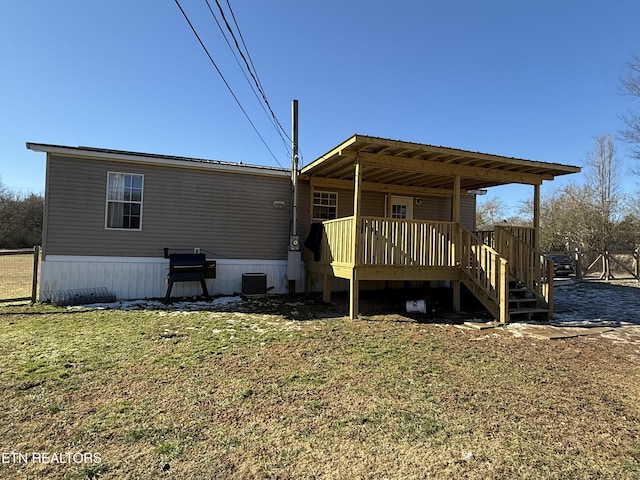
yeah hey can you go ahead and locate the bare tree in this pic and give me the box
[475,196,531,232]
[475,197,507,231]
[584,135,625,251]
[538,136,629,252]
[538,183,592,251]
[621,53,640,163]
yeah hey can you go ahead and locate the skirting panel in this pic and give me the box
[40,256,292,301]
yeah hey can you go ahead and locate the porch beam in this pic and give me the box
[357,152,549,185]
[356,266,461,281]
[310,177,454,197]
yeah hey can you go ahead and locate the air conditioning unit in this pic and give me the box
[242,273,267,296]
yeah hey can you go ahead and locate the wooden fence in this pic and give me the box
[0,247,40,303]
[574,249,640,281]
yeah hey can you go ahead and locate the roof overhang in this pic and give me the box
[26,142,291,178]
[300,134,581,194]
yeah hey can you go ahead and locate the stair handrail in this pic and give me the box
[493,226,553,308]
[458,225,509,323]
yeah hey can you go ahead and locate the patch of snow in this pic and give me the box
[66,295,244,312]
[507,280,640,345]
[551,281,640,326]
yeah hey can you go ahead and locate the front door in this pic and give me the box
[390,196,413,220]
[387,196,414,285]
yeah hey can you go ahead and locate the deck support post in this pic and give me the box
[452,281,461,311]
[322,274,332,303]
[545,259,554,319]
[349,269,359,319]
[452,176,461,312]
[305,270,312,293]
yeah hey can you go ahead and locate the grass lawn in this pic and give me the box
[0,295,639,479]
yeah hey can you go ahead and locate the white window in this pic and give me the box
[105,172,144,230]
[312,191,338,220]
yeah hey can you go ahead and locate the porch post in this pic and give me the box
[452,176,461,311]
[533,183,542,299]
[350,156,362,319]
[533,184,541,252]
[452,176,461,224]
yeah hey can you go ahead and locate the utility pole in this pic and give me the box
[291,99,299,237]
[287,99,301,292]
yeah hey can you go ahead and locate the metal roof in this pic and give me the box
[26,142,291,177]
[300,134,581,191]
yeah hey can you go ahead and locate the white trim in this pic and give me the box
[44,255,164,263]
[43,256,290,265]
[27,143,290,178]
[104,171,144,231]
[39,256,293,300]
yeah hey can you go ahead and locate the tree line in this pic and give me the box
[0,181,43,249]
[478,54,640,254]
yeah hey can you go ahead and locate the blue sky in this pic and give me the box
[1,1,639,211]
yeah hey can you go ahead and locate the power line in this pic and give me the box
[206,0,291,154]
[203,0,292,157]
[173,0,284,167]
[221,1,307,167]
[213,0,290,142]
[225,0,266,100]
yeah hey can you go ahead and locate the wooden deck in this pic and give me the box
[307,217,460,280]
[306,217,553,322]
[297,136,578,322]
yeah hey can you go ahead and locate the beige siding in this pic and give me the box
[460,194,476,230]
[295,180,311,238]
[304,186,475,225]
[45,155,293,259]
[414,195,449,221]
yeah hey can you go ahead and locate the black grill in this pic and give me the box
[164,253,216,302]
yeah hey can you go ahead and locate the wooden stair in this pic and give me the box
[507,281,549,321]
[459,224,553,324]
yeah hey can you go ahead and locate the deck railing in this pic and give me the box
[319,216,458,268]
[360,217,456,267]
[474,230,495,248]
[494,226,552,308]
[319,217,353,265]
[501,225,536,247]
[474,226,536,249]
